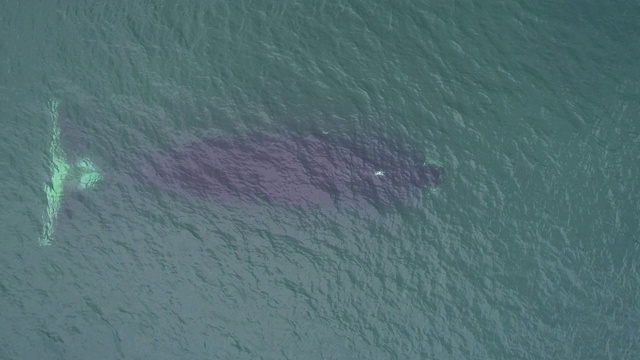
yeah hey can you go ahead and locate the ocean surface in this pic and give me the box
[1,1,639,359]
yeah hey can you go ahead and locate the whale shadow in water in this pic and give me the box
[135,132,443,209]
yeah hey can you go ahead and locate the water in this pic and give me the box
[1,1,639,359]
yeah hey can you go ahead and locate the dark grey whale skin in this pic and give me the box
[138,132,443,208]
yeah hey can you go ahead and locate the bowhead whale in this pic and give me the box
[40,99,444,245]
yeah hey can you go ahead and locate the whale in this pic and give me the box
[40,99,443,245]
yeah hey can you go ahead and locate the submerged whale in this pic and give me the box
[138,132,443,208]
[40,99,444,245]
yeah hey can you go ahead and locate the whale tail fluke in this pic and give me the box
[40,100,101,246]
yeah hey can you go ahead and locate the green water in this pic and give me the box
[1,1,639,359]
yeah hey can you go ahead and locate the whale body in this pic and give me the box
[138,132,443,208]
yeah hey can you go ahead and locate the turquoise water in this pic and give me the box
[1,1,639,359]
